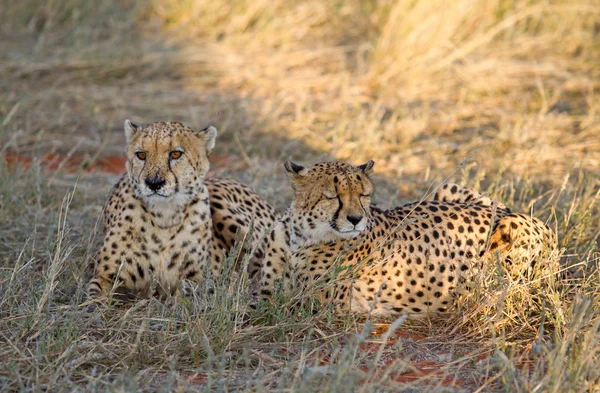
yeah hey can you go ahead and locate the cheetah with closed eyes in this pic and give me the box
[257,162,506,300]
[278,166,556,317]
[88,120,278,301]
[258,160,374,298]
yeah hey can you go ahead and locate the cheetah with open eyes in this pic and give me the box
[88,120,278,301]
[258,160,374,298]
[287,177,556,317]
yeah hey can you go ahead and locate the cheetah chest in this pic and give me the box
[129,202,213,295]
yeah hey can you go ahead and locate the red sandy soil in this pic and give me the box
[2,151,245,174]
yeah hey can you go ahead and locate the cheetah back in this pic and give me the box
[206,177,280,277]
[291,199,555,316]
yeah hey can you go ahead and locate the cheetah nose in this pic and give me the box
[145,174,166,192]
[347,215,363,226]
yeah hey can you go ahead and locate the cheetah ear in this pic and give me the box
[284,161,307,178]
[124,119,139,144]
[357,160,374,175]
[200,125,218,153]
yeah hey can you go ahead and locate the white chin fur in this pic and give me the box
[142,192,190,210]
[335,230,362,239]
[293,223,365,251]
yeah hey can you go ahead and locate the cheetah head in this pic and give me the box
[285,160,374,242]
[124,120,217,208]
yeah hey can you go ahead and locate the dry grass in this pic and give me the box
[1,0,599,391]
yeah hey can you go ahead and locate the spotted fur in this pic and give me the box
[283,176,557,317]
[207,177,279,278]
[88,120,278,301]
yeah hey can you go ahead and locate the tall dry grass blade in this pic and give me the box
[35,186,76,317]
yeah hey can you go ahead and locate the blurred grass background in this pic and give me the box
[2,0,598,193]
[0,1,599,391]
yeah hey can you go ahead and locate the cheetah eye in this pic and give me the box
[169,151,183,160]
[136,152,146,161]
[361,193,372,198]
